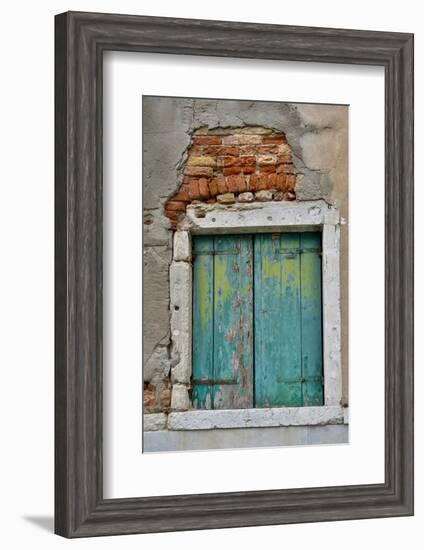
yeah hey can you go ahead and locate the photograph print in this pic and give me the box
[143,95,348,453]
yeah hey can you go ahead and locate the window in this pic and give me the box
[192,232,323,410]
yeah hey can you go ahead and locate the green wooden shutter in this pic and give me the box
[254,232,323,407]
[192,232,323,410]
[192,235,254,409]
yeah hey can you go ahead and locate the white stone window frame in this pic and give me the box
[168,199,344,430]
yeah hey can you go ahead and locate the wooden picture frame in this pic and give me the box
[55,11,414,537]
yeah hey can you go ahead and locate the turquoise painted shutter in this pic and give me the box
[192,232,323,409]
[254,232,323,407]
[192,235,254,409]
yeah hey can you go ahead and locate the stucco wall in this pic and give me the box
[143,96,348,409]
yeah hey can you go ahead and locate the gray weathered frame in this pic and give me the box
[55,11,414,537]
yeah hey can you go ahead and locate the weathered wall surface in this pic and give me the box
[143,96,348,413]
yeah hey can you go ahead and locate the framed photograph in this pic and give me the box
[55,11,414,537]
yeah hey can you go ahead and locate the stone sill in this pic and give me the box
[145,406,348,432]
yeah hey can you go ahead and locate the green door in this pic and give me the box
[192,235,254,409]
[192,232,323,409]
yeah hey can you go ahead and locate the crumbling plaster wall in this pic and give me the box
[143,96,348,410]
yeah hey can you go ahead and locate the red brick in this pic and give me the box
[226,174,246,193]
[259,165,276,174]
[286,174,297,192]
[165,210,179,223]
[188,179,200,200]
[240,156,256,166]
[223,166,242,176]
[262,136,287,144]
[276,174,287,192]
[173,184,190,202]
[216,175,228,194]
[198,178,210,199]
[220,146,240,156]
[201,145,220,156]
[193,136,222,145]
[249,174,258,191]
[239,145,259,155]
[165,200,186,212]
[243,166,255,174]
[267,173,277,189]
[276,154,291,164]
[276,163,296,174]
[250,174,268,191]
[221,156,239,167]
[184,166,213,177]
[258,144,279,154]
[256,174,269,191]
[144,383,156,411]
[188,145,203,156]
[209,179,219,196]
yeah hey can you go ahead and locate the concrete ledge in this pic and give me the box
[144,424,348,452]
[182,200,339,234]
[143,413,167,431]
[167,406,344,431]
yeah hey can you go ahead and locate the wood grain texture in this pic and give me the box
[54,11,414,538]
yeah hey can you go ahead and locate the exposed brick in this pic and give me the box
[249,174,258,191]
[193,136,222,145]
[274,191,285,201]
[258,144,279,154]
[166,200,186,212]
[184,166,213,177]
[201,145,220,156]
[220,146,240,156]
[173,184,190,202]
[189,145,203,156]
[258,154,277,166]
[165,210,179,223]
[226,174,246,193]
[259,165,276,174]
[223,134,262,145]
[165,128,293,230]
[276,174,287,192]
[144,383,156,412]
[187,156,217,168]
[277,154,291,164]
[252,174,268,191]
[262,136,287,144]
[198,178,210,199]
[221,156,239,167]
[237,126,273,135]
[243,166,255,174]
[240,156,256,166]
[239,145,258,155]
[188,179,200,200]
[209,179,219,197]
[267,173,277,189]
[223,166,242,176]
[276,163,296,174]
[277,143,291,155]
[160,387,171,410]
[286,174,297,192]
[216,175,228,194]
